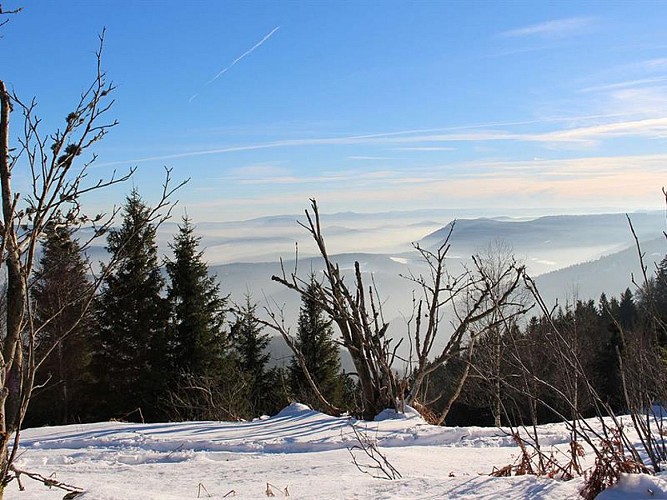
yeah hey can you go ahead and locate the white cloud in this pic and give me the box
[185,152,667,220]
[642,58,667,69]
[501,17,596,39]
[227,164,291,178]
[579,77,667,94]
[392,147,456,151]
[347,156,402,160]
[96,112,667,169]
[532,117,667,143]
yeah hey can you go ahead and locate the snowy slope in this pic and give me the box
[6,404,667,499]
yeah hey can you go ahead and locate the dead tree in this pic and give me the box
[402,235,527,421]
[0,32,184,496]
[268,199,527,421]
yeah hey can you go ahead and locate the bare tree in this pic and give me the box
[267,199,527,420]
[405,238,529,424]
[0,33,184,496]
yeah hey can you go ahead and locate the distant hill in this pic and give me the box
[209,211,667,312]
[211,211,666,367]
[421,212,664,275]
[534,236,665,308]
[422,212,663,249]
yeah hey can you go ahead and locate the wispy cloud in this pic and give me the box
[392,147,456,151]
[501,17,596,39]
[526,117,667,143]
[579,77,667,93]
[379,117,667,146]
[347,156,402,160]
[96,112,667,168]
[189,26,280,103]
[230,169,398,186]
[218,153,667,191]
[191,158,665,217]
[227,164,291,178]
[185,152,667,221]
[642,58,667,69]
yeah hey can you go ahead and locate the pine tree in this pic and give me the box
[289,276,345,411]
[93,190,169,421]
[596,293,624,411]
[230,295,275,417]
[619,288,637,331]
[27,220,96,426]
[652,256,667,348]
[166,216,228,379]
[637,257,667,365]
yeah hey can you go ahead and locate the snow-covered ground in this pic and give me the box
[6,404,667,499]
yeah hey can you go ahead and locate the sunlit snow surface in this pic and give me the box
[7,404,667,499]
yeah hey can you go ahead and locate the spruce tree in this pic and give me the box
[596,293,624,411]
[619,288,637,331]
[289,276,345,411]
[230,295,274,416]
[93,190,168,421]
[27,220,96,426]
[638,257,667,365]
[652,256,667,348]
[166,216,228,378]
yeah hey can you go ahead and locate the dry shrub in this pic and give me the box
[491,433,585,481]
[580,430,651,500]
[411,400,440,426]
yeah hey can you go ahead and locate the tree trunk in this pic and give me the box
[59,342,69,425]
[494,328,502,427]
[0,79,27,490]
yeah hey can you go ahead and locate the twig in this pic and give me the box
[9,465,83,493]
[346,420,401,480]
[165,443,184,460]
[197,482,211,498]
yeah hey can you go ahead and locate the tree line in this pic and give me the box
[431,273,667,428]
[24,189,667,432]
[24,191,355,426]
[25,191,667,429]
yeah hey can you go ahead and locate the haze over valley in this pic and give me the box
[192,208,666,310]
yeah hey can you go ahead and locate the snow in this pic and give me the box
[597,473,667,499]
[5,405,666,499]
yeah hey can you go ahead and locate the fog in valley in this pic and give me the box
[85,207,666,368]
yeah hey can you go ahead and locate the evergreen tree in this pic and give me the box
[93,190,169,421]
[230,296,275,416]
[637,257,667,365]
[596,293,624,411]
[27,220,96,426]
[618,288,637,331]
[166,216,228,378]
[652,256,667,348]
[289,276,345,411]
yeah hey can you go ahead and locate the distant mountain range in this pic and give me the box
[83,208,667,364]
[210,210,665,312]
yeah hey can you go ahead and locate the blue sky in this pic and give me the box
[3,1,667,221]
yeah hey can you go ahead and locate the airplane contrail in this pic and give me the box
[189,26,281,102]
